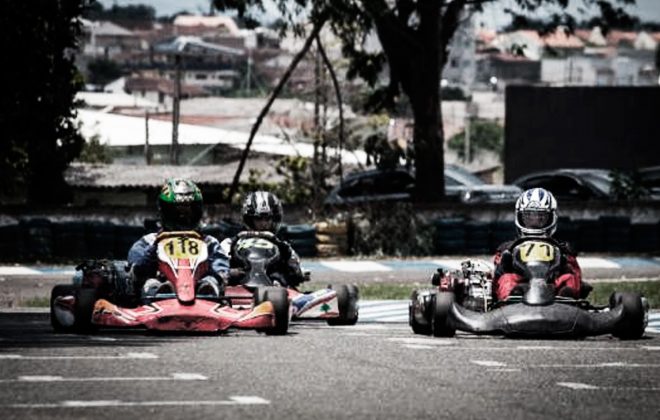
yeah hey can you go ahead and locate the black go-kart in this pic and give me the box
[409,236,649,339]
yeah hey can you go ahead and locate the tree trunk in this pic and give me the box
[410,0,444,202]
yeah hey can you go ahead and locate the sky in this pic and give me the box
[98,0,660,27]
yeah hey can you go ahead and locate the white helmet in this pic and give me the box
[515,188,557,237]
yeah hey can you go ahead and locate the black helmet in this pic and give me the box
[158,178,203,231]
[242,191,283,233]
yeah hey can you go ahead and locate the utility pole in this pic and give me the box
[171,53,182,165]
[144,110,151,165]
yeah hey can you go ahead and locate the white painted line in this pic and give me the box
[557,382,600,390]
[388,337,455,346]
[8,396,270,408]
[535,362,660,368]
[487,368,522,373]
[403,344,436,350]
[2,373,207,383]
[0,352,158,360]
[576,257,621,269]
[0,266,41,275]
[471,360,507,367]
[641,346,660,351]
[319,261,392,272]
[369,315,409,322]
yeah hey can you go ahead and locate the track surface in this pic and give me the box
[0,313,658,420]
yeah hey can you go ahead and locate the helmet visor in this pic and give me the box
[161,201,202,231]
[520,210,551,229]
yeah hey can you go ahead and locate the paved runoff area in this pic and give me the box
[0,313,658,420]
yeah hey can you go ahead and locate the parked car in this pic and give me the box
[323,165,521,205]
[513,168,660,201]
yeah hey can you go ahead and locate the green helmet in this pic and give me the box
[158,178,203,231]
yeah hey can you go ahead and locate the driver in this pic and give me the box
[492,188,583,300]
[220,191,305,288]
[128,178,229,300]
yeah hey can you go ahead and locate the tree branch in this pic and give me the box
[316,34,347,181]
[225,13,328,203]
[440,0,468,66]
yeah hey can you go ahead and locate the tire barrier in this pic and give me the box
[1,216,658,262]
[433,218,466,255]
[280,224,317,258]
[315,221,349,258]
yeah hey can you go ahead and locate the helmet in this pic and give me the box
[242,191,283,233]
[158,178,203,231]
[515,188,557,237]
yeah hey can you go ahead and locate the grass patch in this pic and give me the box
[19,297,50,308]
[591,282,660,308]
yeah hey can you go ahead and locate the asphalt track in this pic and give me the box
[0,313,659,420]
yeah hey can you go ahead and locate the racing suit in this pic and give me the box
[492,238,582,301]
[220,231,305,288]
[128,232,230,297]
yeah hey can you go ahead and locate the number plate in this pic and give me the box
[518,241,555,262]
[236,238,276,251]
[160,237,204,259]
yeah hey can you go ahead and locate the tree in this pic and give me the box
[0,0,88,204]
[87,58,122,87]
[448,119,503,162]
[214,0,637,202]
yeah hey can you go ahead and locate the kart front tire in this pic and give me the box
[73,288,100,333]
[50,285,78,333]
[610,291,646,340]
[264,287,289,335]
[432,291,456,337]
[327,284,359,326]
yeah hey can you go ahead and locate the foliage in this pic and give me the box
[351,203,434,257]
[87,58,122,87]
[83,2,155,24]
[214,0,636,202]
[448,119,504,162]
[610,169,649,201]
[77,134,114,164]
[0,0,88,204]
[232,156,317,206]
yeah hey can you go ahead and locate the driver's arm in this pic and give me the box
[205,236,230,281]
[127,233,158,279]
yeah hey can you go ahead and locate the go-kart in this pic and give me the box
[50,231,289,334]
[224,231,359,326]
[410,236,649,339]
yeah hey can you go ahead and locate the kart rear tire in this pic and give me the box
[327,284,359,326]
[432,291,456,337]
[254,287,268,306]
[50,285,78,333]
[264,287,289,335]
[610,291,646,340]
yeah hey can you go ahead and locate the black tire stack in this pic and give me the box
[280,224,317,258]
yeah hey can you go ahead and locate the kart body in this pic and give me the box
[410,237,649,339]
[51,231,287,334]
[226,231,359,325]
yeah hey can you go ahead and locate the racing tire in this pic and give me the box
[50,285,78,333]
[264,287,289,335]
[432,291,456,337]
[254,287,268,306]
[327,284,359,326]
[409,300,432,335]
[73,288,100,333]
[610,291,646,340]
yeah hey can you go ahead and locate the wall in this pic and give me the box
[505,86,660,182]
